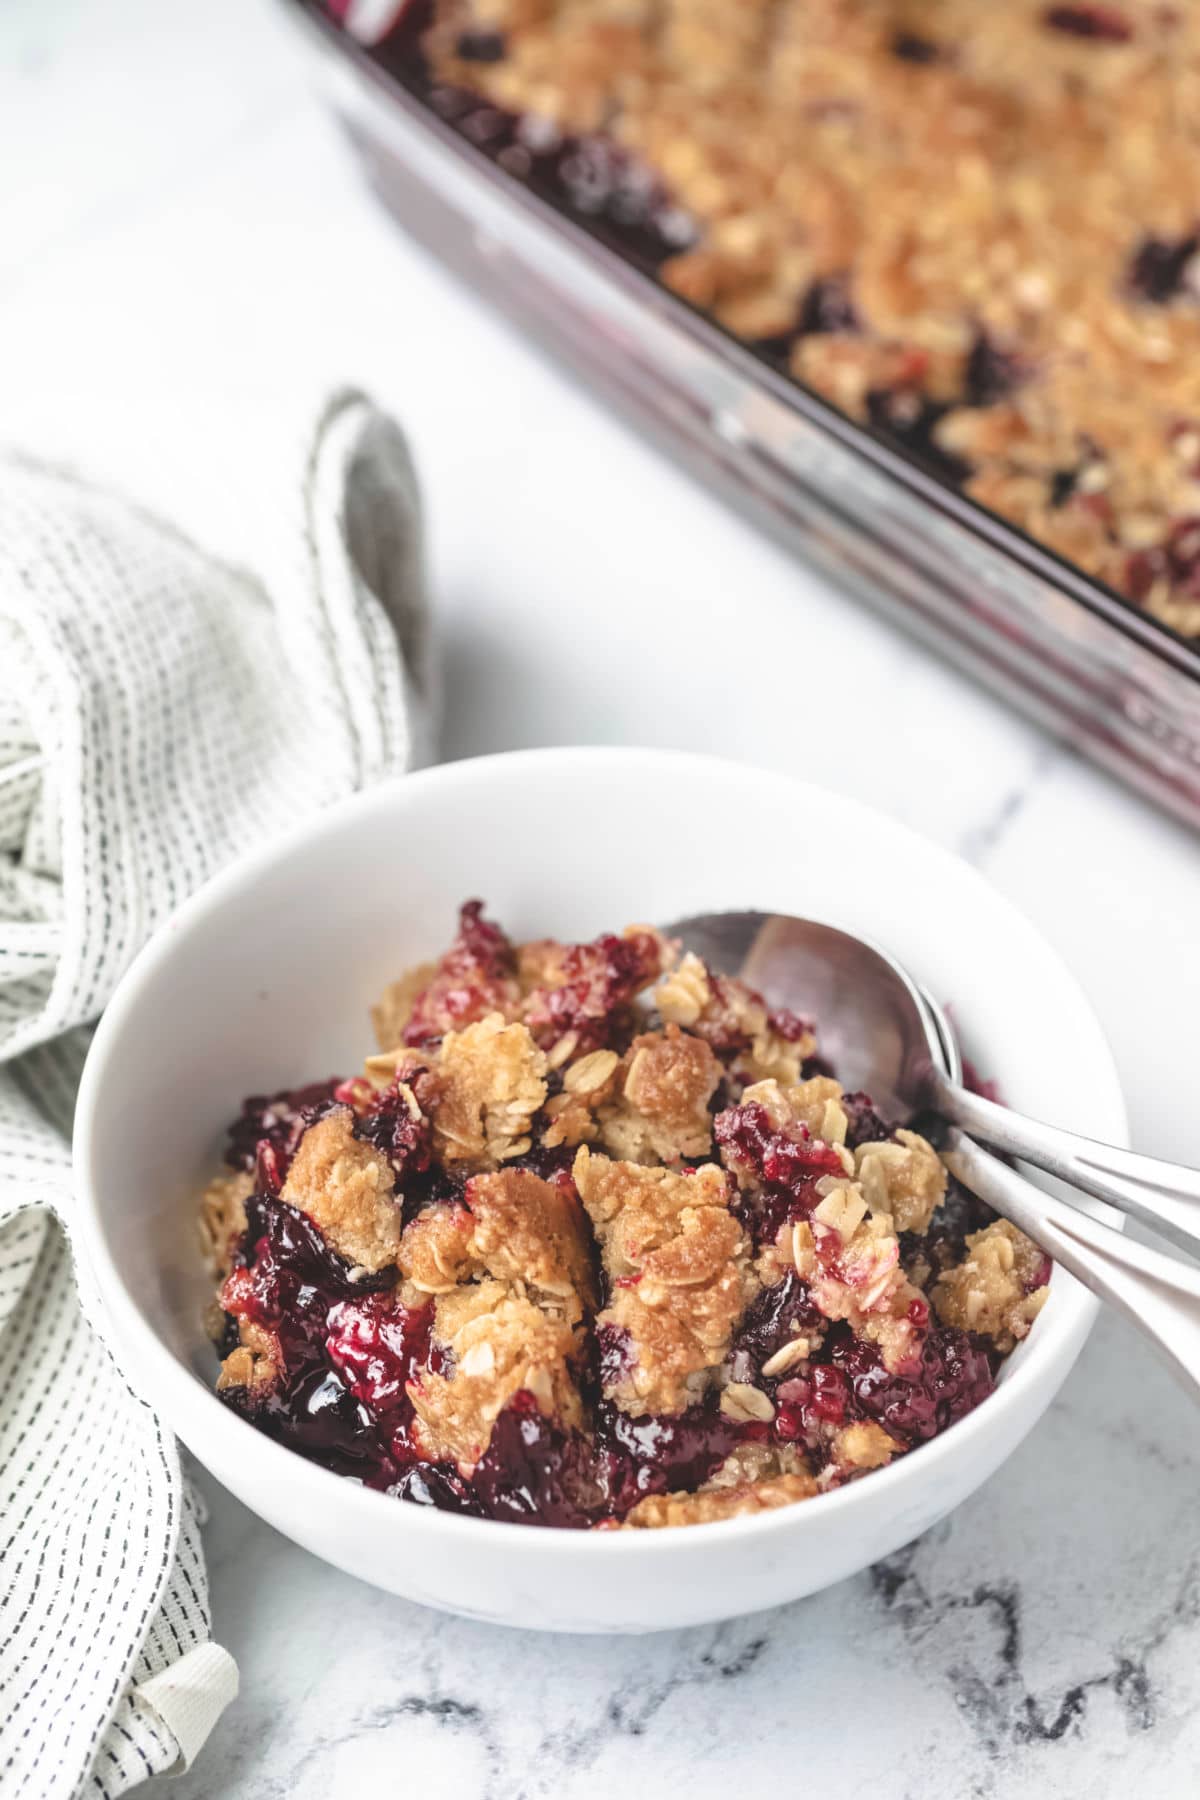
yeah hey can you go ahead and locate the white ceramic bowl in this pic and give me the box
[74,748,1124,1633]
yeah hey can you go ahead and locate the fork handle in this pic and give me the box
[930,1070,1200,1262]
[943,1129,1200,1403]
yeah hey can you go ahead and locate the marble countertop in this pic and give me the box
[177,1312,1200,1800]
[2,2,1198,1795]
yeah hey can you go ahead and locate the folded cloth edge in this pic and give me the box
[132,1645,240,1776]
[0,381,433,1796]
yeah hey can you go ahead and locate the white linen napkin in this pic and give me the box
[0,386,432,1796]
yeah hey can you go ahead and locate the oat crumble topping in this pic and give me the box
[203,898,1049,1529]
[279,1106,404,1274]
[409,1278,585,1470]
[198,1169,253,1279]
[403,0,1200,641]
[575,1148,756,1413]
[429,1013,549,1168]
[932,1216,1050,1352]
[621,1471,820,1529]
[399,1167,596,1320]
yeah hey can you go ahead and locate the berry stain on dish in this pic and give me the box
[200,902,1050,1530]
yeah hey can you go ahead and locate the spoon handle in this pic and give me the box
[942,1129,1200,1403]
[930,1070,1200,1262]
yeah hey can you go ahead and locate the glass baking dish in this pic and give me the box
[284,0,1200,830]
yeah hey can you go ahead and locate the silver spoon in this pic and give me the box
[666,910,1200,1399]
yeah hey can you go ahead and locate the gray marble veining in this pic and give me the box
[4,5,1199,1796]
[163,1312,1199,1800]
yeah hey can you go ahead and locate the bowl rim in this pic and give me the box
[73,745,1121,1556]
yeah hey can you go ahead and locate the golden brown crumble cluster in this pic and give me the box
[423,0,1200,639]
[932,1216,1050,1353]
[398,1166,596,1465]
[204,901,1050,1529]
[281,1107,406,1273]
[575,1149,755,1414]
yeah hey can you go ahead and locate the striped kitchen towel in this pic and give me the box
[0,386,432,1796]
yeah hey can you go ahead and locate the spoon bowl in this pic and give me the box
[666,910,942,1118]
[667,907,1200,1403]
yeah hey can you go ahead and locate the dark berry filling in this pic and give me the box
[826,1322,994,1446]
[592,1400,743,1515]
[217,1180,745,1523]
[1126,515,1200,610]
[775,1363,853,1440]
[596,1321,636,1389]
[797,275,860,338]
[840,1090,894,1149]
[447,896,512,971]
[469,1392,605,1527]
[1128,234,1200,305]
[250,1365,387,1477]
[767,1004,816,1043]
[219,1197,408,1477]
[212,896,1040,1527]
[772,1322,992,1459]
[508,1139,580,1182]
[326,1292,432,1409]
[713,1100,848,1246]
[379,20,693,272]
[1048,465,1083,508]
[524,928,663,1052]
[354,1072,436,1189]
[890,31,943,64]
[389,1462,481,1511]
[325,1291,434,1463]
[865,387,971,485]
[1042,5,1133,42]
[223,1196,394,1369]
[727,1272,822,1384]
[963,331,1026,408]
[903,1173,997,1279]
[455,28,506,62]
[224,1080,341,1195]
[404,898,518,1045]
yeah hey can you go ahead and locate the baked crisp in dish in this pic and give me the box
[203,902,1050,1528]
[372,0,1200,641]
